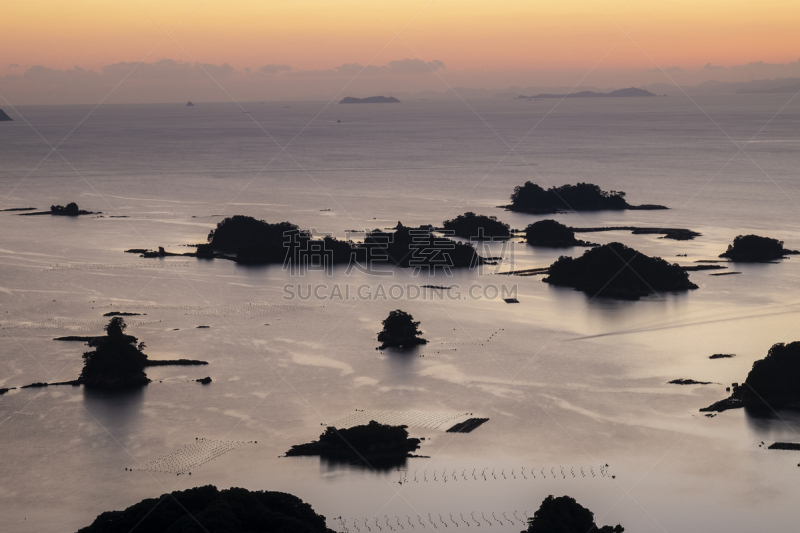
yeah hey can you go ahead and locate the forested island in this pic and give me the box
[719,234,799,262]
[542,242,698,299]
[525,495,624,533]
[133,216,485,271]
[77,485,333,533]
[78,317,151,389]
[377,309,427,349]
[442,212,511,239]
[340,96,400,103]
[285,421,421,468]
[504,182,666,214]
[19,202,97,216]
[702,341,800,412]
[525,220,593,247]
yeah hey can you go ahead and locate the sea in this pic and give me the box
[1,95,800,532]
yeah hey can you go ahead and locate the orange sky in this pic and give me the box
[3,0,799,73]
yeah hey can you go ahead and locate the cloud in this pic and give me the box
[259,64,292,74]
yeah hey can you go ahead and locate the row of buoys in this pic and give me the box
[187,303,309,318]
[398,465,612,484]
[48,262,189,271]
[331,411,469,430]
[336,510,530,531]
[131,438,255,474]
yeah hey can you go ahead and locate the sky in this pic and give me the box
[2,0,800,103]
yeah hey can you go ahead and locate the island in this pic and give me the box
[542,242,698,300]
[525,495,624,533]
[377,309,428,349]
[285,421,421,468]
[701,341,800,412]
[0,109,12,121]
[76,485,334,533]
[339,96,400,104]
[518,87,655,99]
[133,216,486,271]
[186,101,195,106]
[19,202,97,216]
[504,182,666,214]
[442,212,511,239]
[719,234,799,262]
[525,219,593,247]
[79,317,151,389]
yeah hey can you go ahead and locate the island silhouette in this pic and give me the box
[19,202,97,216]
[525,219,594,247]
[285,420,421,468]
[542,242,698,299]
[132,216,485,271]
[0,109,12,121]
[702,341,800,412]
[504,182,666,214]
[340,96,400,103]
[76,485,334,533]
[518,87,655,99]
[377,309,427,349]
[525,495,624,533]
[442,212,511,239]
[719,234,799,262]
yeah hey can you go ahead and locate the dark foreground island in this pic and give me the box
[701,341,800,412]
[340,96,400,104]
[504,182,666,214]
[76,485,333,533]
[719,234,799,262]
[542,242,698,299]
[442,212,511,239]
[525,495,624,533]
[286,421,421,468]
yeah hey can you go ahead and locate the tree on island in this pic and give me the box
[77,485,334,533]
[79,317,150,389]
[442,212,511,239]
[377,309,427,349]
[702,341,800,412]
[525,219,592,247]
[719,234,799,262]
[543,242,697,300]
[524,495,624,533]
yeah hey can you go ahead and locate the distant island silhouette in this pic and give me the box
[702,341,800,412]
[442,212,511,239]
[518,87,655,99]
[719,234,799,262]
[543,242,698,299]
[525,495,624,533]
[340,96,400,104]
[20,202,97,216]
[0,109,12,121]
[525,220,594,247]
[504,182,667,214]
[286,420,421,468]
[186,101,194,106]
[77,485,334,533]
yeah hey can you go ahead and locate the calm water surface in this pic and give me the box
[1,97,800,532]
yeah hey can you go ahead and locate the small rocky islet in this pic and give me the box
[285,420,422,468]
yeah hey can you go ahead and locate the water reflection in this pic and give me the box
[81,386,146,439]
